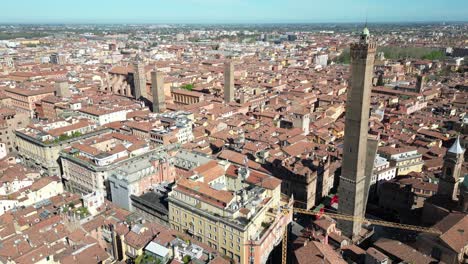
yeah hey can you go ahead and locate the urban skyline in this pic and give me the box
[0,2,466,264]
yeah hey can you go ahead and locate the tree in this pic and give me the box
[135,254,144,264]
[422,50,445,60]
[182,255,191,264]
[76,207,89,218]
[136,253,161,264]
[181,84,194,91]
[54,131,82,143]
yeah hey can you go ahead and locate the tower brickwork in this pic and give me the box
[416,75,426,93]
[338,28,377,239]
[151,70,166,113]
[133,60,147,100]
[224,61,234,103]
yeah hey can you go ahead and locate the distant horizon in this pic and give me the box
[1,0,467,25]
[1,20,467,26]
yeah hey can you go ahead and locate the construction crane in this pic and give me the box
[280,206,442,264]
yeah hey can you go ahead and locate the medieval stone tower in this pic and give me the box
[133,56,147,100]
[224,61,235,103]
[338,27,377,240]
[151,69,166,113]
[438,136,465,201]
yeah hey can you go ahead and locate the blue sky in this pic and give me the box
[1,0,467,23]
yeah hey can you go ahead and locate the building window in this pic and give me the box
[445,167,452,178]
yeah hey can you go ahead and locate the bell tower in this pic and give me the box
[438,136,465,201]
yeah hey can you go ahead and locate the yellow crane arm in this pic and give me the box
[292,208,442,235]
[280,202,441,264]
[281,228,288,264]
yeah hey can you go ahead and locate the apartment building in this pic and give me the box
[369,155,397,199]
[109,152,176,211]
[0,107,29,153]
[4,86,55,117]
[378,146,424,175]
[150,111,194,145]
[168,160,292,263]
[60,132,179,198]
[78,106,130,125]
[15,118,101,175]
[0,161,63,215]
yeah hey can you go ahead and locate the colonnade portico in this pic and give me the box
[172,93,199,105]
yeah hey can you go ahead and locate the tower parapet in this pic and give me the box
[350,42,377,54]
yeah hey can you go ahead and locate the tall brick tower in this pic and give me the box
[151,69,166,113]
[224,61,234,103]
[133,55,147,100]
[338,27,378,240]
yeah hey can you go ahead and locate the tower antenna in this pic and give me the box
[365,0,369,27]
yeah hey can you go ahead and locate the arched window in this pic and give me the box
[445,167,452,178]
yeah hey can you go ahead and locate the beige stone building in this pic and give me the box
[15,119,103,175]
[171,88,205,105]
[0,107,29,153]
[168,161,292,264]
[378,146,424,175]
[4,86,55,117]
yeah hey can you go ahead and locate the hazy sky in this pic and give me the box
[1,0,467,24]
